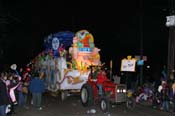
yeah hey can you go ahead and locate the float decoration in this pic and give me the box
[69,30,101,71]
[31,30,102,99]
[43,31,74,57]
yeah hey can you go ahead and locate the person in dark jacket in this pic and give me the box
[29,72,45,110]
[0,73,10,116]
[160,81,170,111]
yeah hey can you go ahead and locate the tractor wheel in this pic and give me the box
[100,97,110,113]
[80,84,94,107]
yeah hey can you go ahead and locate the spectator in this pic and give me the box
[29,72,45,110]
[160,81,169,111]
[0,72,10,116]
[22,70,31,108]
[171,72,175,114]
[7,72,21,115]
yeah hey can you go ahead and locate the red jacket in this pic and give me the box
[97,72,108,85]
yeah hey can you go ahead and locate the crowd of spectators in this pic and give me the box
[0,64,45,116]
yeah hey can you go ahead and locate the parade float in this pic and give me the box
[31,30,101,100]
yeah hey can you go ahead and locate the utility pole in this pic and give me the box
[139,0,144,85]
[166,0,175,80]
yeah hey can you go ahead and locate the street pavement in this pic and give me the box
[12,92,173,116]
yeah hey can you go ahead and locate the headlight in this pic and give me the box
[117,89,120,93]
[123,89,126,93]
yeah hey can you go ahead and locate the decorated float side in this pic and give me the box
[31,30,101,100]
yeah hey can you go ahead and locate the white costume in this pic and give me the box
[57,57,67,82]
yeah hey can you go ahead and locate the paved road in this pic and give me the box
[13,93,173,116]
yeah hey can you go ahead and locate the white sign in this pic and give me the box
[121,59,136,72]
[166,15,175,27]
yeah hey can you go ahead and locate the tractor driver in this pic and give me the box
[96,70,109,95]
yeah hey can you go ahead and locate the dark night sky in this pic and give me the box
[0,0,170,70]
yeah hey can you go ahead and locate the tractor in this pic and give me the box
[80,65,128,112]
